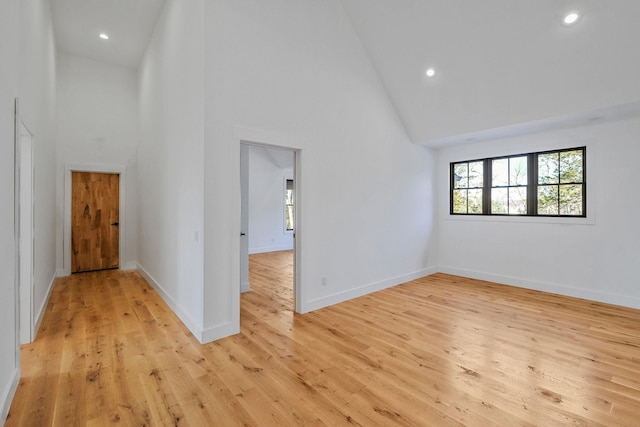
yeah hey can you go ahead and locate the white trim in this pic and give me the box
[32,271,57,340]
[63,163,126,276]
[302,267,438,313]
[15,98,36,345]
[444,214,595,226]
[240,281,251,293]
[293,149,303,312]
[202,322,240,344]
[136,263,205,343]
[122,261,138,271]
[0,367,20,424]
[438,266,640,310]
[233,125,304,322]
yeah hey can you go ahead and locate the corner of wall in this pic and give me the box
[201,322,240,344]
[136,263,205,343]
[438,266,640,311]
[32,271,57,340]
[122,262,138,271]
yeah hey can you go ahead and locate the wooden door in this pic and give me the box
[71,172,120,273]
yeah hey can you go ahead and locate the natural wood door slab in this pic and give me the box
[71,172,119,272]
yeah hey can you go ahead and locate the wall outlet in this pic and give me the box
[321,277,327,286]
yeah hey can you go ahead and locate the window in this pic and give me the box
[537,149,584,215]
[491,155,528,215]
[452,161,484,214]
[450,147,585,217]
[285,179,294,231]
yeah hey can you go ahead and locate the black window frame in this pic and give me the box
[450,147,586,217]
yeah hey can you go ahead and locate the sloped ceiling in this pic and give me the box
[50,0,640,145]
[51,0,165,69]
[340,0,640,146]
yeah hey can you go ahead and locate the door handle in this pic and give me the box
[111,222,119,226]
[240,232,246,236]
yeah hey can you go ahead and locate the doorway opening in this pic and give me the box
[63,164,127,276]
[240,142,300,315]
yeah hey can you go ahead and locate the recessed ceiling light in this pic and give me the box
[425,68,436,78]
[99,33,109,40]
[563,12,580,25]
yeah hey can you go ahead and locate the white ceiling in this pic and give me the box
[50,0,640,146]
[51,0,165,69]
[341,0,640,146]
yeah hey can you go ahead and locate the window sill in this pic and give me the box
[444,213,595,225]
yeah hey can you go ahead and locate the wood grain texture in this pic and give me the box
[6,250,640,426]
[71,172,120,273]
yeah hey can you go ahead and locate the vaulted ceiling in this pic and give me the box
[341,0,640,145]
[50,0,640,146]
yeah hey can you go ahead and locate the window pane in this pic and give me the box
[492,159,508,187]
[509,187,527,215]
[453,189,467,213]
[559,184,583,215]
[468,161,483,188]
[538,153,559,184]
[454,163,468,189]
[491,188,508,214]
[286,205,294,230]
[538,185,558,215]
[510,156,528,186]
[468,189,483,214]
[560,150,583,183]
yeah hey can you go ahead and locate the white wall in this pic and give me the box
[437,116,640,309]
[137,0,205,339]
[202,0,437,340]
[56,52,139,272]
[0,1,21,420]
[19,0,58,337]
[248,146,294,254]
[20,0,58,337]
[1,0,57,420]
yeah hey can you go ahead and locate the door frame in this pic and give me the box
[234,126,303,314]
[63,164,126,276]
[14,98,35,345]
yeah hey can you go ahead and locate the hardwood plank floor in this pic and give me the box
[6,250,640,426]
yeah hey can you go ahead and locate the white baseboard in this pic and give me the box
[302,266,439,313]
[122,261,137,271]
[240,281,251,293]
[438,266,640,310]
[1,367,20,423]
[33,271,57,339]
[136,263,205,343]
[201,322,240,344]
[249,244,293,254]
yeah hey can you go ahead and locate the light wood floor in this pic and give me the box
[6,251,640,426]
